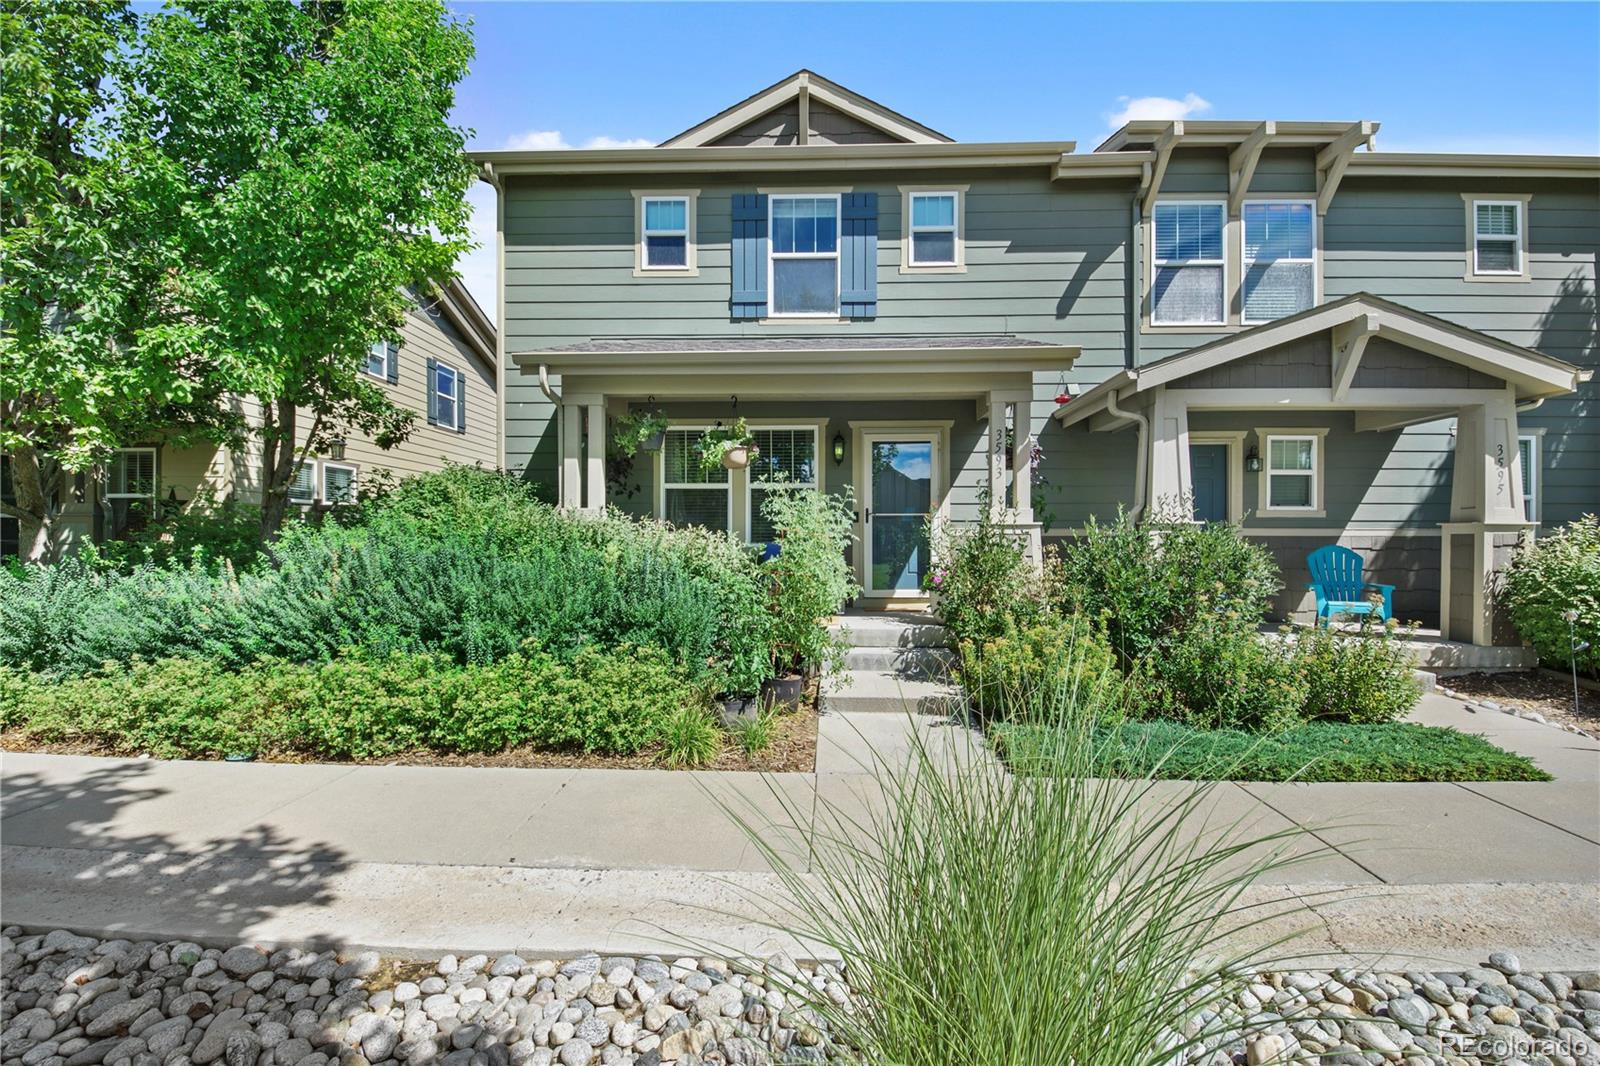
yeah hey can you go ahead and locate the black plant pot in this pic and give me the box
[638,430,666,452]
[760,673,806,712]
[717,694,758,729]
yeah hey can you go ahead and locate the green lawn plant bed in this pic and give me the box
[992,720,1550,783]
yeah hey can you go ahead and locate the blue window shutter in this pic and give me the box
[456,371,466,434]
[425,357,438,425]
[730,193,769,319]
[840,192,878,318]
[385,341,399,384]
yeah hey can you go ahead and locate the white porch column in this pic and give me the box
[988,396,1009,519]
[559,403,582,510]
[1145,386,1192,519]
[584,401,605,513]
[1010,395,1034,523]
[1440,386,1530,646]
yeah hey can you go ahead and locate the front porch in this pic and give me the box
[1055,294,1589,647]
[515,336,1077,603]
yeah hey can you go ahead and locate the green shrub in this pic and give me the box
[1291,620,1422,723]
[959,614,1123,725]
[1,644,701,761]
[1135,610,1308,732]
[761,486,859,675]
[995,719,1550,783]
[1500,514,1600,678]
[83,492,265,574]
[1053,510,1280,666]
[927,512,1047,645]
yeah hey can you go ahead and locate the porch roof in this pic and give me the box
[514,335,1078,396]
[1055,293,1588,429]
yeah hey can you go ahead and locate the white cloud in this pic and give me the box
[501,130,655,150]
[1106,92,1212,129]
[455,182,498,322]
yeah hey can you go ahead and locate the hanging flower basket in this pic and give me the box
[696,417,760,474]
[612,410,671,457]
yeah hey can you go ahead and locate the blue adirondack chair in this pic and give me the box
[1307,544,1394,626]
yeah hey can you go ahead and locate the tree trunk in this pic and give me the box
[5,445,66,564]
[258,396,299,540]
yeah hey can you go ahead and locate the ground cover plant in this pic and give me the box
[0,467,859,767]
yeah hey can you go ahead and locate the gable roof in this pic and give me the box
[421,278,497,373]
[660,69,954,148]
[1056,293,1589,428]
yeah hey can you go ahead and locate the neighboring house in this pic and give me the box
[0,279,498,555]
[473,70,1597,646]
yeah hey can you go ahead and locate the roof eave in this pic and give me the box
[470,140,1077,177]
[513,342,1079,377]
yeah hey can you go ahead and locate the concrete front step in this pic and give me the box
[828,612,952,650]
[842,645,957,676]
[821,668,964,714]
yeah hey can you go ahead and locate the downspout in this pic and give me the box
[538,363,561,408]
[1106,387,1148,523]
[1128,190,1143,371]
[1515,397,1545,415]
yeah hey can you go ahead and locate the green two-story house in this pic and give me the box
[472,70,1596,646]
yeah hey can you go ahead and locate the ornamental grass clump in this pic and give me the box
[727,631,1328,1066]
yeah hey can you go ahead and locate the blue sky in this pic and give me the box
[449,1,1600,315]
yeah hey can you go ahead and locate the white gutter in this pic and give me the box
[1105,387,1149,523]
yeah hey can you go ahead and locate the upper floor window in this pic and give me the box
[1152,202,1225,326]
[770,195,839,317]
[907,191,959,267]
[1242,201,1316,324]
[1472,199,1524,276]
[430,361,464,432]
[366,339,397,380]
[642,197,688,268]
[107,448,156,500]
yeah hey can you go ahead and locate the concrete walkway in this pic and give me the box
[3,693,1598,967]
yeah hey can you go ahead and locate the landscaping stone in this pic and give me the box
[6,928,1600,1065]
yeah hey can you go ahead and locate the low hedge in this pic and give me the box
[0,645,702,761]
[993,719,1550,783]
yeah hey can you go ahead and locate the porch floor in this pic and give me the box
[1265,621,1538,672]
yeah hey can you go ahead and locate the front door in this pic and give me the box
[1189,443,1229,523]
[864,435,936,596]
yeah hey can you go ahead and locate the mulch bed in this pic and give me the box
[0,703,819,773]
[1438,669,1600,740]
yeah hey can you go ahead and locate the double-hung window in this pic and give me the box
[1263,434,1319,512]
[321,462,358,505]
[1151,202,1225,325]
[641,196,690,270]
[1242,201,1316,323]
[288,461,317,504]
[1472,200,1523,276]
[107,448,156,502]
[907,191,958,267]
[366,340,394,379]
[747,428,819,544]
[660,428,731,532]
[769,195,839,317]
[1518,434,1539,522]
[434,363,461,431]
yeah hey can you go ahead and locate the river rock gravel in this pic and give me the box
[3,928,1598,1065]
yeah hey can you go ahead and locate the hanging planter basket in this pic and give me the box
[720,445,752,470]
[638,430,666,453]
[696,416,760,475]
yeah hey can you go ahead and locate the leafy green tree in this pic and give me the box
[133,0,477,537]
[0,0,237,561]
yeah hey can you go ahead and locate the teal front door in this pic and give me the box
[865,437,934,594]
[1189,444,1229,523]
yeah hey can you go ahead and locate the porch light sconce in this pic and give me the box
[832,431,846,467]
[1244,446,1263,473]
[329,438,347,462]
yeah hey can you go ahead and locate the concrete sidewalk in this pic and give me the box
[3,693,1598,966]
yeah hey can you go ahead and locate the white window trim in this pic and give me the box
[767,193,842,319]
[1518,431,1542,524]
[1150,199,1228,327]
[1255,428,1328,518]
[656,425,732,534]
[900,186,966,273]
[745,425,822,544]
[288,460,318,504]
[320,461,359,505]
[433,363,462,432]
[1462,194,1531,283]
[364,340,392,380]
[105,447,157,500]
[633,190,699,277]
[1240,199,1319,325]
